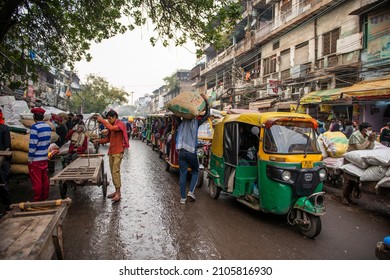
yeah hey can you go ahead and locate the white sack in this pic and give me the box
[362,148,390,167]
[340,163,365,177]
[375,176,390,190]
[344,150,373,169]
[323,157,344,169]
[360,165,387,182]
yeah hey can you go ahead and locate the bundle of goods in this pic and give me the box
[319,131,349,158]
[166,92,206,119]
[339,143,390,191]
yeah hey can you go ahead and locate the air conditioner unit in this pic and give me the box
[235,95,241,102]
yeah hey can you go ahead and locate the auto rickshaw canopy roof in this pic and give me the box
[211,112,317,157]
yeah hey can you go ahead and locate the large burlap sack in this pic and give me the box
[322,131,349,158]
[50,131,59,143]
[167,92,205,119]
[19,119,55,131]
[10,164,29,175]
[11,150,28,164]
[20,118,35,128]
[10,132,30,152]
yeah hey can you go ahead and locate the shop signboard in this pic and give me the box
[367,10,390,62]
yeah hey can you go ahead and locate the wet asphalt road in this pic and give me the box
[8,139,390,260]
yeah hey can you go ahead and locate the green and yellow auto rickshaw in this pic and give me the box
[207,112,326,238]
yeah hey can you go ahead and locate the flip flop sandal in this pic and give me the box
[107,193,116,199]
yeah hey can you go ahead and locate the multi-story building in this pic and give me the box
[198,0,390,131]
[162,69,194,108]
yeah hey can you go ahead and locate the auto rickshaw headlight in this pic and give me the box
[282,170,292,181]
[319,169,327,181]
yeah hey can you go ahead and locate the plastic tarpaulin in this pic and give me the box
[341,79,390,98]
[299,88,345,104]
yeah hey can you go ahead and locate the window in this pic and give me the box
[273,41,280,50]
[281,0,292,13]
[295,41,309,65]
[280,49,290,71]
[323,28,340,56]
[263,55,277,75]
[362,15,368,50]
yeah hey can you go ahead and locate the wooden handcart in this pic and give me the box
[0,198,71,259]
[50,154,108,199]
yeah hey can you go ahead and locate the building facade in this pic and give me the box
[197,0,390,131]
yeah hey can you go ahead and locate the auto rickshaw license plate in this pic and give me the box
[302,160,314,169]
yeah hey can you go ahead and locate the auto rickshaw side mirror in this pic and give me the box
[251,126,260,138]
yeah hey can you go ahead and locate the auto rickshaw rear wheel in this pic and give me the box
[299,215,322,239]
[208,179,220,199]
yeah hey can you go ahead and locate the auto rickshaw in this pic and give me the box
[207,112,326,238]
[165,117,214,188]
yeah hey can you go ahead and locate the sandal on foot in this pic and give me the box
[107,192,116,199]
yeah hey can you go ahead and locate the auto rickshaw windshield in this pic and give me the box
[264,121,320,154]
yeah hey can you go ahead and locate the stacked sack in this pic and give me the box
[10,132,30,175]
[318,131,348,170]
[339,142,390,190]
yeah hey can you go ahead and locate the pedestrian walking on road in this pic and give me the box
[175,93,210,204]
[28,107,52,202]
[94,110,129,202]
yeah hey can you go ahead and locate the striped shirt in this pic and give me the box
[28,121,52,162]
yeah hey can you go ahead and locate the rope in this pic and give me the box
[81,115,101,167]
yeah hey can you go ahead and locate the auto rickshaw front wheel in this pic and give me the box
[299,215,322,239]
[208,179,220,199]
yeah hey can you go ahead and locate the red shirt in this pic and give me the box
[99,119,129,154]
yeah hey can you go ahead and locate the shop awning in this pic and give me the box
[341,79,390,98]
[299,88,345,105]
[274,101,297,110]
[249,98,277,110]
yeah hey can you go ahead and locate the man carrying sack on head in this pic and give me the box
[28,107,52,201]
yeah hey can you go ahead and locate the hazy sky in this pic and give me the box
[74,26,197,104]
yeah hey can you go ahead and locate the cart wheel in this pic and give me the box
[299,215,322,239]
[196,170,204,189]
[209,179,220,199]
[102,173,108,197]
[59,182,69,199]
[165,161,170,172]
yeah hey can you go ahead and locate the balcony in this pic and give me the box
[201,0,340,77]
